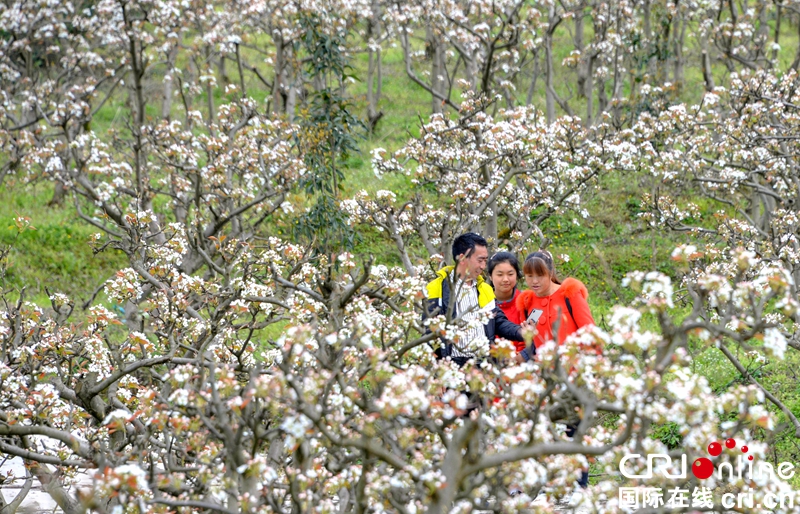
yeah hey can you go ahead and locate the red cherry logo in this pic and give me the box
[707,442,722,456]
[741,446,748,453]
[748,455,754,461]
[692,458,714,479]
[725,438,736,449]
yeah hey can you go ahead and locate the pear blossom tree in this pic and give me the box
[3,1,800,513]
[385,0,583,117]
[4,96,800,513]
[0,0,120,202]
[635,70,800,438]
[5,0,311,325]
[380,0,800,121]
[229,0,374,120]
[639,71,800,269]
[346,95,647,269]
[2,217,800,512]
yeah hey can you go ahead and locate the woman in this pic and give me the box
[515,250,595,362]
[487,252,522,321]
[515,250,594,488]
[487,252,526,353]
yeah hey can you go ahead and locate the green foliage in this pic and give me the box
[293,14,366,255]
[652,422,684,450]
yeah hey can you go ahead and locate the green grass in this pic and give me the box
[0,183,127,306]
[3,12,800,480]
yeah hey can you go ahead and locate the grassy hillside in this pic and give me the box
[0,184,127,306]
[1,16,799,482]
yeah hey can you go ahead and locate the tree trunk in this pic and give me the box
[545,7,557,123]
[235,43,246,97]
[162,45,178,120]
[525,50,540,105]
[374,0,383,101]
[29,462,79,514]
[48,180,67,206]
[792,19,800,71]
[612,13,623,125]
[478,131,497,243]
[612,53,622,123]
[643,0,655,80]
[218,54,229,88]
[674,16,686,88]
[426,423,478,514]
[701,33,715,91]
[205,46,216,125]
[272,35,285,114]
[367,49,380,133]
[467,52,479,93]
[657,8,672,85]
[750,187,776,233]
[386,212,415,275]
[772,4,781,64]
[757,2,770,65]
[377,47,382,99]
[430,30,444,115]
[586,53,594,125]
[574,7,587,98]
[366,4,384,135]
[597,77,608,118]
[414,196,438,257]
[285,46,297,122]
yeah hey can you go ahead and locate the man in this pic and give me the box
[425,232,527,367]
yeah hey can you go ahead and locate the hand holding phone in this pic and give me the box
[526,308,543,324]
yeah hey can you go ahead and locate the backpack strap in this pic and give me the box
[564,297,577,326]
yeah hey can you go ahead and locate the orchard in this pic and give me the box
[0,0,799,512]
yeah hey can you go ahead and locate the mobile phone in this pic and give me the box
[526,308,543,324]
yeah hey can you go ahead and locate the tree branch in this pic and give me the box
[87,354,173,396]
[0,442,89,468]
[461,410,635,476]
[149,499,238,514]
[718,343,800,437]
[0,425,92,459]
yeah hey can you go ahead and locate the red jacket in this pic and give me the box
[496,288,525,352]
[515,278,594,349]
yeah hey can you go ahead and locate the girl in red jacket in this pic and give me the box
[515,251,595,362]
[487,252,527,354]
[516,250,594,488]
[488,252,523,322]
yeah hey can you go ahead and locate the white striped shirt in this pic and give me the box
[450,279,490,358]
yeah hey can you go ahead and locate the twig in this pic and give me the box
[718,343,800,438]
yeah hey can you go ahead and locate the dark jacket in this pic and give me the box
[425,266,523,366]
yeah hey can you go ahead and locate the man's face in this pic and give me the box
[457,245,488,281]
